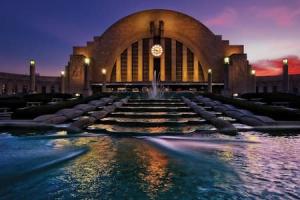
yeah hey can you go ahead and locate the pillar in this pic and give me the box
[208,69,212,93]
[61,71,65,94]
[193,56,199,82]
[171,39,176,81]
[282,59,289,93]
[160,38,165,81]
[116,56,121,82]
[138,40,143,81]
[29,60,36,93]
[127,45,132,82]
[182,46,188,82]
[223,57,230,96]
[251,70,256,93]
[83,58,91,97]
[149,39,154,81]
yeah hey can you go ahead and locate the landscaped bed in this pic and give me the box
[11,93,111,119]
[203,93,300,121]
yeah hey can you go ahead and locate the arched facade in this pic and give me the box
[65,9,253,94]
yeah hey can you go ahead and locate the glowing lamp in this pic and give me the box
[224,57,230,65]
[102,68,107,75]
[30,60,35,65]
[208,69,212,74]
[75,93,80,97]
[61,71,65,76]
[283,59,288,65]
[251,70,256,75]
[233,93,239,97]
[84,58,91,65]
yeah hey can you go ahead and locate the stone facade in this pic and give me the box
[65,9,254,94]
[256,75,300,94]
[0,72,61,96]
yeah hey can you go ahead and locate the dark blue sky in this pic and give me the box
[1,0,300,76]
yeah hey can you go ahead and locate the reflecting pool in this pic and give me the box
[0,132,299,199]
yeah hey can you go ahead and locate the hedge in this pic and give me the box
[11,93,110,119]
[203,93,300,121]
[241,93,300,109]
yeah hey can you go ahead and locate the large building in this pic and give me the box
[64,9,254,95]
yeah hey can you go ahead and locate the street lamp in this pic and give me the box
[29,59,36,93]
[283,58,288,65]
[224,57,230,65]
[251,69,256,76]
[102,68,107,92]
[60,71,65,94]
[84,57,90,65]
[208,68,212,93]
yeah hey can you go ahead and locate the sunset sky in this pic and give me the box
[0,0,299,76]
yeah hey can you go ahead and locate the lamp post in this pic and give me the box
[29,59,36,93]
[208,68,212,93]
[83,57,91,96]
[61,71,65,94]
[282,58,289,93]
[102,68,107,92]
[223,57,230,95]
[251,69,256,93]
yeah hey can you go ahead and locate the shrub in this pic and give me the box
[12,93,110,119]
[203,93,300,121]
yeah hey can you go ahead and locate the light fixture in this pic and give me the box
[233,93,239,97]
[224,57,230,65]
[30,60,35,65]
[283,58,288,65]
[208,69,212,74]
[61,71,65,76]
[102,68,107,75]
[75,93,80,97]
[84,58,91,65]
[151,44,163,57]
[251,69,256,75]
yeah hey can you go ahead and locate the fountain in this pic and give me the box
[148,70,164,99]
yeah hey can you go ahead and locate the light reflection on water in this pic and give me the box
[0,133,299,199]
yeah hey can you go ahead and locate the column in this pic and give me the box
[282,59,289,93]
[223,57,230,96]
[61,71,65,94]
[160,38,165,81]
[29,60,36,93]
[116,56,121,82]
[171,39,176,81]
[138,40,143,81]
[127,45,132,82]
[193,55,199,82]
[149,39,154,81]
[83,58,91,96]
[182,46,188,82]
[208,69,212,93]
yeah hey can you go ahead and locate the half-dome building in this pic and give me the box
[64,9,254,94]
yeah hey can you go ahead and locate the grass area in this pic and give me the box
[241,93,300,109]
[203,93,300,121]
[11,93,110,119]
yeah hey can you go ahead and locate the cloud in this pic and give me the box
[253,6,300,27]
[205,8,238,27]
[252,55,300,76]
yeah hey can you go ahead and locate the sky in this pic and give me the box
[0,0,300,76]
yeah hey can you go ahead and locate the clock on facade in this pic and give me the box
[151,44,163,57]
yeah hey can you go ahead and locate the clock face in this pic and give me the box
[151,44,163,57]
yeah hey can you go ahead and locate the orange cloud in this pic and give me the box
[252,55,300,76]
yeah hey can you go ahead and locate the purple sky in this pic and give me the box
[0,0,300,76]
